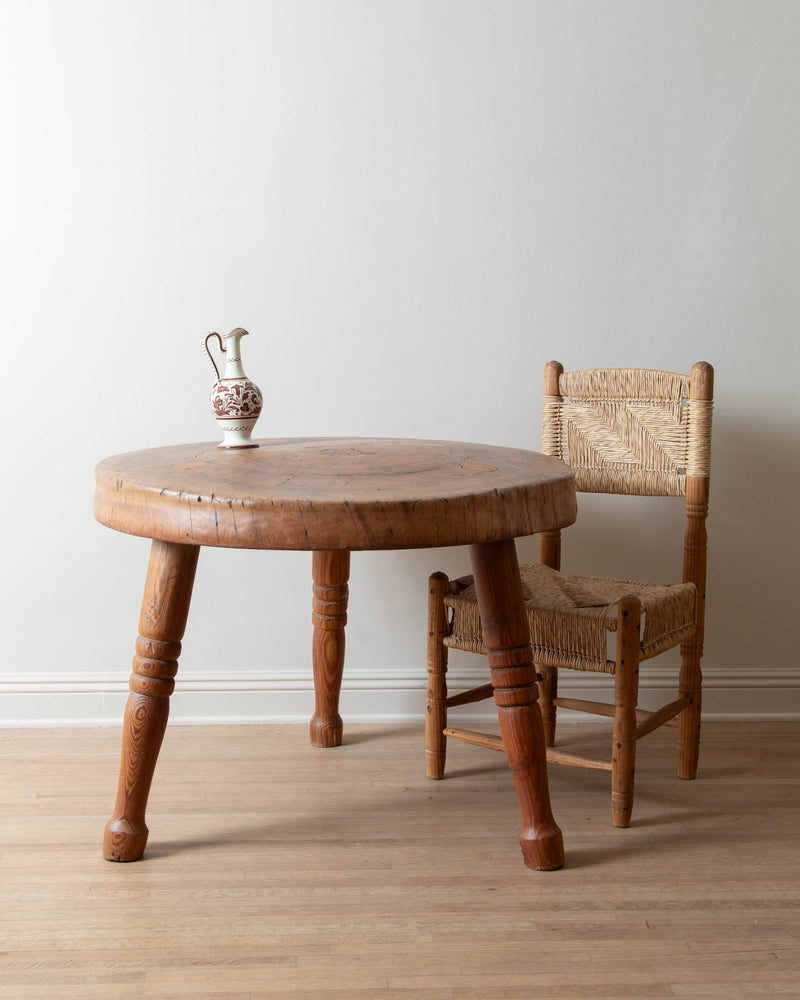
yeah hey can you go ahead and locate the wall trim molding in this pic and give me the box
[2,665,798,727]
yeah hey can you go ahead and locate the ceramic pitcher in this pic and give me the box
[204,327,263,449]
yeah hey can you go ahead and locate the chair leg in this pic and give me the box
[678,469,708,778]
[538,665,558,747]
[611,597,641,828]
[537,528,562,750]
[425,572,450,779]
[677,638,702,779]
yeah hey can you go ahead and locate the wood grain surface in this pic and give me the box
[3,722,798,998]
[94,437,576,550]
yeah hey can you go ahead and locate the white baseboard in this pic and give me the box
[1,665,798,727]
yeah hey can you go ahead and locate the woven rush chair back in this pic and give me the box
[425,361,713,830]
[541,362,713,498]
[537,361,713,639]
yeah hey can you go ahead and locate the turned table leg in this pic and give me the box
[469,538,565,871]
[104,540,199,862]
[309,550,350,748]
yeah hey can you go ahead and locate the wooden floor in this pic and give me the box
[1,721,798,999]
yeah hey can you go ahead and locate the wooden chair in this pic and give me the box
[426,362,713,826]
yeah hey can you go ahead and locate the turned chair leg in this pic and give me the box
[677,471,708,779]
[538,665,558,748]
[537,527,561,749]
[611,597,641,828]
[677,637,703,779]
[425,572,450,779]
[104,540,199,862]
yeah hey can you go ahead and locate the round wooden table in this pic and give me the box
[95,437,577,870]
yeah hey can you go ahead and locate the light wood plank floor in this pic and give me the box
[1,722,798,999]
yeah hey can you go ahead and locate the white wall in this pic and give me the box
[2,0,798,725]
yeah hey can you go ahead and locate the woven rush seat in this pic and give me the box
[443,563,698,674]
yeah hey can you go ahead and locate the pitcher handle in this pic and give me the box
[204,331,225,381]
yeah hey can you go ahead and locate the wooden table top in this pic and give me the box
[94,437,576,551]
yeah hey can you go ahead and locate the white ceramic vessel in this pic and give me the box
[204,327,263,449]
